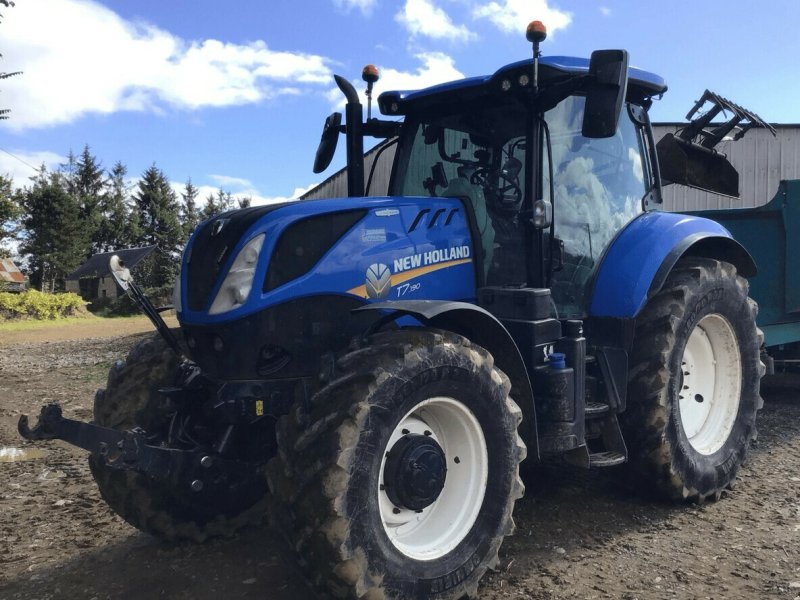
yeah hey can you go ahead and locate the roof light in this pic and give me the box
[518,73,530,87]
[501,79,512,92]
[362,64,380,120]
[362,64,379,84]
[526,20,547,43]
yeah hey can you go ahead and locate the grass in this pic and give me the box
[0,312,178,348]
[0,313,147,333]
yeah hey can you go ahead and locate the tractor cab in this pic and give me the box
[383,56,666,318]
[318,23,667,319]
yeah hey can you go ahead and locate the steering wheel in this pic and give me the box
[470,164,523,214]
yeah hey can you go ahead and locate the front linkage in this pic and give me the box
[17,254,271,502]
[18,359,267,499]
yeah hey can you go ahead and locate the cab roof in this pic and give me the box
[378,55,667,116]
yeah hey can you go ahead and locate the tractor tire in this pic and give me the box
[267,328,526,600]
[622,257,764,501]
[88,333,270,542]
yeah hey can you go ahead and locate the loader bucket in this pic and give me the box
[656,133,739,198]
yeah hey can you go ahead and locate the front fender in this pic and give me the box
[589,212,756,318]
[355,300,539,459]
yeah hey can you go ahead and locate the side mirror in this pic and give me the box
[582,49,629,139]
[313,112,343,174]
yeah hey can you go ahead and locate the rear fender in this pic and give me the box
[590,212,756,318]
[355,300,539,459]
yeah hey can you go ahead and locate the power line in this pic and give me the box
[0,147,39,171]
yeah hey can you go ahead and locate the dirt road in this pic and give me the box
[0,324,798,599]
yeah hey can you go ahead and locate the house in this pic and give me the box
[66,246,156,302]
[0,257,27,292]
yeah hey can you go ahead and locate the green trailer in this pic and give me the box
[693,179,800,371]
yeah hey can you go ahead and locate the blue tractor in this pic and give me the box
[20,22,767,599]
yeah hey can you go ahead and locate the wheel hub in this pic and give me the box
[384,434,447,511]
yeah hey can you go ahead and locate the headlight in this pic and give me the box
[208,234,265,315]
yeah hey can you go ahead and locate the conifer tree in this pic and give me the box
[95,161,135,252]
[132,164,182,288]
[201,189,234,219]
[19,169,89,291]
[0,174,19,257]
[180,179,201,240]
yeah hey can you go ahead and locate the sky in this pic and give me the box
[1,0,799,206]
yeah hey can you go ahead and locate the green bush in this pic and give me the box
[0,290,88,320]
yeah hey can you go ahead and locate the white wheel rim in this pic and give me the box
[679,313,742,455]
[378,397,488,561]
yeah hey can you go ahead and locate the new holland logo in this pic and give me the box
[365,263,391,299]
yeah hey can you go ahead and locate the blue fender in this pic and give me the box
[589,212,757,318]
[355,300,539,459]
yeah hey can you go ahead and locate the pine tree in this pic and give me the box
[73,145,105,253]
[201,189,234,219]
[19,170,90,291]
[180,179,201,240]
[95,160,135,252]
[0,174,19,256]
[132,164,182,288]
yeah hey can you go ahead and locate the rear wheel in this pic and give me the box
[623,258,764,501]
[89,333,271,541]
[267,329,526,599]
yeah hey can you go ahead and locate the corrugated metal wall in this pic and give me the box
[653,124,800,211]
[302,140,397,200]
[304,126,800,212]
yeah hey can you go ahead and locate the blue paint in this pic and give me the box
[379,55,666,112]
[589,212,735,318]
[179,196,477,326]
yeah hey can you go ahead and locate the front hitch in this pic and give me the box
[18,403,261,497]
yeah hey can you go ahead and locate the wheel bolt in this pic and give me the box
[191,479,204,492]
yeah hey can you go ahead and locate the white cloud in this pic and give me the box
[328,52,464,108]
[254,183,320,205]
[0,149,66,189]
[333,0,378,15]
[0,0,333,130]
[396,0,476,42]
[473,0,571,35]
[209,174,254,189]
[600,6,612,17]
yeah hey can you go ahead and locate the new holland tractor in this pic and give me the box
[20,22,769,600]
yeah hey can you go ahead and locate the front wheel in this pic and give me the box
[623,257,764,501]
[267,329,526,599]
[89,333,272,541]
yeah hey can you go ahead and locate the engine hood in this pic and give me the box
[178,195,477,326]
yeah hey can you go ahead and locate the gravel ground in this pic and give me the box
[0,322,798,599]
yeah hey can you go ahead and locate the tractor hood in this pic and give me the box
[177,196,478,326]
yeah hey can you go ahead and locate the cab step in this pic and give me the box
[588,451,626,467]
[585,401,609,417]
